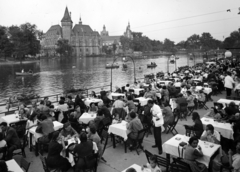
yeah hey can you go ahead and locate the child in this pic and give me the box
[142,155,162,172]
[112,113,121,124]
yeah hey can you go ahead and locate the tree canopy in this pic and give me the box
[56,39,73,56]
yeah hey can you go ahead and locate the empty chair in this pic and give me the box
[166,112,179,135]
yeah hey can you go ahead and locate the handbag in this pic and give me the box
[178,142,187,158]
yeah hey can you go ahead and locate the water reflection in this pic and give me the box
[0,55,203,103]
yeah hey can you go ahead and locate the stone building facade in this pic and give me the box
[41,7,102,56]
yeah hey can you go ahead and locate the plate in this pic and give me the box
[204,119,209,122]
[175,137,181,140]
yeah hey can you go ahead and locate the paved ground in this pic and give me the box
[12,92,226,172]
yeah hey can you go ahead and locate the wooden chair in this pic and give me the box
[129,128,148,155]
[82,153,99,172]
[172,157,192,172]
[144,150,153,163]
[20,157,31,172]
[155,154,169,171]
[166,112,179,135]
[170,163,190,172]
[5,110,16,116]
[39,153,61,172]
[13,131,28,158]
[184,125,194,137]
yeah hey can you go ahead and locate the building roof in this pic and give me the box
[46,25,62,36]
[61,7,72,23]
[72,24,94,36]
[101,36,121,42]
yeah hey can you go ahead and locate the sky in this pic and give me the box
[0,0,240,43]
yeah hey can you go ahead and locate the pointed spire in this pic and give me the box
[103,25,106,30]
[61,6,72,23]
[79,15,82,24]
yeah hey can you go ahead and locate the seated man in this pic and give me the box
[127,112,143,149]
[200,124,220,144]
[0,122,21,160]
[36,115,54,144]
[175,93,188,109]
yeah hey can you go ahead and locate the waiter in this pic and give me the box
[147,99,164,154]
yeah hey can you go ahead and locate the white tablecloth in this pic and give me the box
[108,93,126,100]
[79,112,96,124]
[169,98,177,111]
[133,88,144,95]
[134,97,151,106]
[201,117,234,140]
[108,121,129,141]
[203,88,212,94]
[29,121,63,140]
[163,134,220,167]
[217,99,240,105]
[6,159,24,172]
[1,114,27,125]
[122,164,148,172]
[84,98,103,107]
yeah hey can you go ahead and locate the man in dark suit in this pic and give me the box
[0,122,21,160]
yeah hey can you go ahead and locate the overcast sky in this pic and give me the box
[0,0,239,43]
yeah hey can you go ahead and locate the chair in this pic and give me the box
[170,163,190,172]
[129,128,148,155]
[83,153,99,172]
[39,153,61,172]
[10,120,27,139]
[144,150,153,163]
[5,110,16,116]
[13,131,28,158]
[99,129,109,162]
[178,103,188,121]
[172,157,192,172]
[198,97,209,110]
[220,155,233,172]
[0,147,7,160]
[166,112,179,135]
[155,154,169,171]
[20,157,31,172]
[184,125,194,137]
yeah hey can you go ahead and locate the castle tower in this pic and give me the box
[61,7,73,42]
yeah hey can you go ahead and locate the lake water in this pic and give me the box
[0,55,203,103]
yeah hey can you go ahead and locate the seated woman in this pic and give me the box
[200,124,220,144]
[198,90,206,103]
[19,108,28,119]
[142,155,162,172]
[206,103,226,121]
[225,102,239,120]
[26,113,38,146]
[112,113,121,124]
[60,122,78,140]
[183,136,207,172]
[126,112,143,149]
[69,105,81,122]
[74,133,98,171]
[87,126,103,158]
[228,142,240,172]
[91,91,97,98]
[184,112,203,139]
[186,91,195,108]
[46,131,71,171]
[89,103,98,113]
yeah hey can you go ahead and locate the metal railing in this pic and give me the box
[0,84,111,115]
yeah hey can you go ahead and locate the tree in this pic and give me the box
[186,34,200,50]
[56,39,73,56]
[0,26,14,60]
[120,36,132,53]
[223,28,240,48]
[163,38,176,53]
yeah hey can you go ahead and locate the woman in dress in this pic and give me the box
[60,122,78,140]
[26,112,38,147]
[46,131,71,172]
[183,136,207,172]
[186,91,195,108]
[89,103,98,113]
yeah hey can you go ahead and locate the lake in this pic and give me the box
[0,55,203,103]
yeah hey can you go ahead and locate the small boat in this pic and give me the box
[147,63,157,68]
[170,60,175,64]
[122,58,128,62]
[15,72,34,76]
[123,63,127,69]
[105,63,119,69]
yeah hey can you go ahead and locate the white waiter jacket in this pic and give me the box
[151,104,164,127]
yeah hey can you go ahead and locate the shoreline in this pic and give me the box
[0,60,40,65]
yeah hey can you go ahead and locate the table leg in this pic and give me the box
[111,134,116,148]
[124,141,127,153]
[29,133,33,152]
[166,153,170,172]
[35,141,39,156]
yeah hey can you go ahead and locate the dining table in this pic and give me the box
[134,97,151,106]
[163,134,221,167]
[1,114,27,125]
[201,117,234,140]
[6,159,24,172]
[79,112,97,124]
[122,164,149,172]
[108,120,130,153]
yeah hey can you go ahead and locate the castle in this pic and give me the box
[42,7,101,56]
[41,7,133,56]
